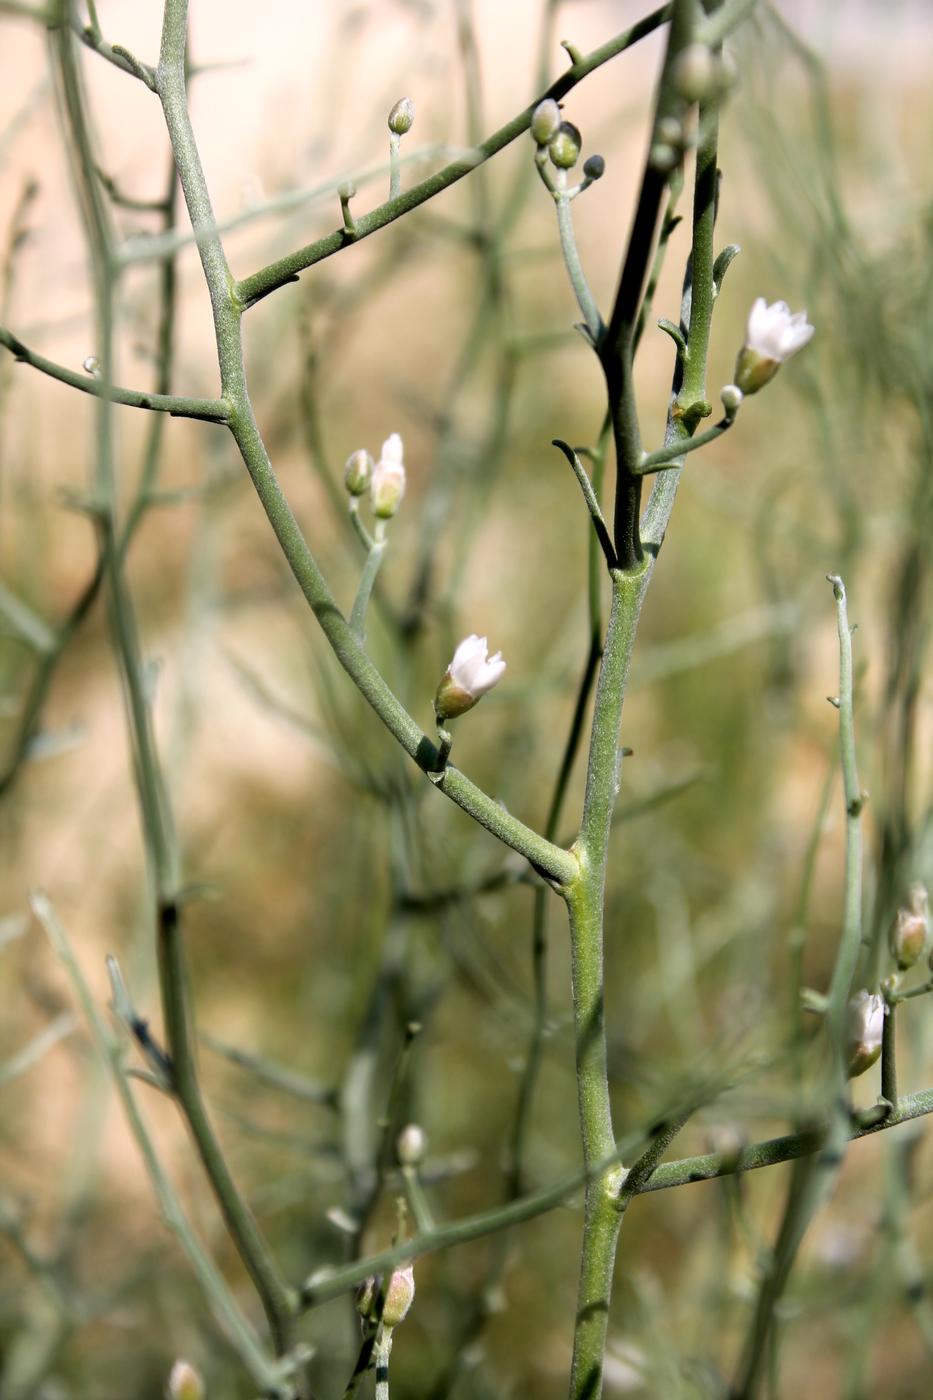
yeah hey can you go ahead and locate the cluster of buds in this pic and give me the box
[889,883,931,971]
[356,1264,416,1330]
[530,98,604,195]
[344,433,407,521]
[846,989,885,1079]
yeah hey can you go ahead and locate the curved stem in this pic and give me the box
[236,8,672,307]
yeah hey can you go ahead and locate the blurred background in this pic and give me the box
[1,1,932,1396]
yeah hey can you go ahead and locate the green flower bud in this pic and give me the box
[388,98,414,135]
[530,98,561,146]
[344,448,374,496]
[548,121,582,171]
[582,154,605,182]
[649,143,679,172]
[338,179,357,201]
[656,116,683,148]
[671,43,718,103]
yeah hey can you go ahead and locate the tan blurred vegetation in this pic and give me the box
[1,2,932,1397]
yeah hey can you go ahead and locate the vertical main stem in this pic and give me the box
[565,568,649,1400]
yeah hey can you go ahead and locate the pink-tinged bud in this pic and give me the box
[734,298,814,395]
[370,434,406,518]
[167,1360,205,1400]
[344,448,374,496]
[355,1264,416,1328]
[434,634,506,722]
[846,990,885,1078]
[890,883,930,969]
[382,1264,415,1327]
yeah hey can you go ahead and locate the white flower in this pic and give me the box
[846,989,885,1079]
[734,298,814,394]
[370,433,406,518]
[435,634,506,722]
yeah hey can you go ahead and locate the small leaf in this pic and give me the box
[712,243,740,298]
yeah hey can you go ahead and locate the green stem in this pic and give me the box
[389,132,401,200]
[0,325,228,420]
[825,575,864,1036]
[350,526,387,639]
[236,8,672,307]
[155,0,574,888]
[555,194,603,342]
[33,896,291,1398]
[565,568,647,1400]
[296,1083,933,1312]
[636,413,734,473]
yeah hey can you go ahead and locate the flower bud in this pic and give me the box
[388,98,414,135]
[83,355,100,377]
[548,121,582,170]
[720,383,743,416]
[382,1264,415,1328]
[671,43,718,102]
[530,98,561,146]
[355,1265,416,1329]
[370,433,406,519]
[890,883,930,970]
[846,990,885,1078]
[167,1360,205,1400]
[435,634,506,722]
[344,448,374,496]
[582,154,605,182]
[649,143,679,172]
[656,116,683,148]
[397,1122,426,1167]
[734,298,814,395]
[338,179,357,201]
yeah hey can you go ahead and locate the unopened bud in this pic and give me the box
[167,1360,205,1400]
[388,98,414,135]
[846,990,884,1079]
[656,116,683,148]
[338,179,357,201]
[649,143,679,172]
[531,98,561,146]
[548,121,582,171]
[720,383,743,416]
[890,883,930,970]
[382,1264,415,1328]
[370,434,406,519]
[582,154,605,182]
[671,43,718,103]
[397,1123,426,1167]
[344,448,373,496]
[83,355,100,377]
[355,1264,416,1329]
